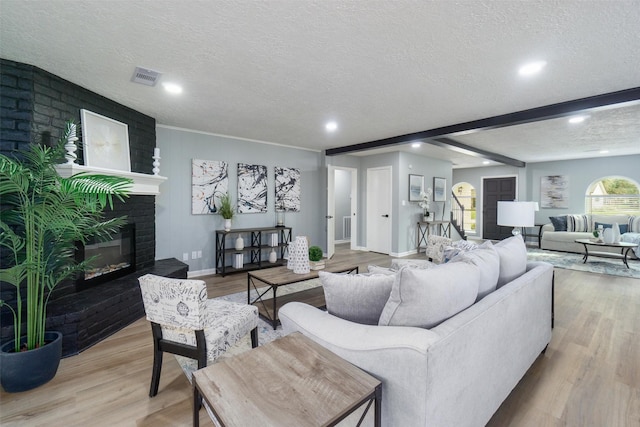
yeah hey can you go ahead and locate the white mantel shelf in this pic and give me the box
[55,164,167,196]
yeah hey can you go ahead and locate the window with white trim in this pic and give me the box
[585,176,640,215]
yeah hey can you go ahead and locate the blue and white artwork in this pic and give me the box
[237,163,268,213]
[192,159,228,215]
[275,166,301,212]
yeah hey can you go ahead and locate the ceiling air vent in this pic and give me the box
[131,67,161,86]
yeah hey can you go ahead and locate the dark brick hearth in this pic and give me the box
[48,259,187,356]
[0,58,180,356]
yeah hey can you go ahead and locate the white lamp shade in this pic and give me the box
[497,201,535,227]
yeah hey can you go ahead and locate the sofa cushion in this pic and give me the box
[319,271,394,325]
[378,262,480,329]
[494,235,528,288]
[594,221,628,234]
[449,240,499,301]
[567,214,590,232]
[549,215,568,231]
[629,216,640,233]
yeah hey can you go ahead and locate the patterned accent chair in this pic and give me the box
[426,235,453,264]
[138,274,259,397]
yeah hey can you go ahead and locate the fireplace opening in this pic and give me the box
[76,224,136,290]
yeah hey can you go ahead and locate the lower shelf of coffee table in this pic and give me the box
[253,286,326,325]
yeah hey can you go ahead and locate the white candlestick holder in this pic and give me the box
[152,154,161,175]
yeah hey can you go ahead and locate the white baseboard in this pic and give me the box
[187,268,216,278]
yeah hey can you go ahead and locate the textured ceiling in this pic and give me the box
[1,0,639,168]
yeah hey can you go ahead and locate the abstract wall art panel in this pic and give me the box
[192,159,228,214]
[540,175,569,209]
[237,163,268,213]
[275,166,301,212]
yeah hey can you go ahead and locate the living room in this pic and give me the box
[1,1,640,426]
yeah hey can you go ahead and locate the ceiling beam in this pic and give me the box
[325,86,640,157]
[430,137,526,168]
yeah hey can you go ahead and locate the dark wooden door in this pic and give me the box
[483,177,516,240]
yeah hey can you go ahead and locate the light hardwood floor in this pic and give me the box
[1,246,639,426]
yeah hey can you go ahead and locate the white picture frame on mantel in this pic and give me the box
[80,109,131,172]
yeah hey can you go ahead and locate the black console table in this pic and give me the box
[215,226,292,276]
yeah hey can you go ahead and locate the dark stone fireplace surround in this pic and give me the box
[0,59,187,356]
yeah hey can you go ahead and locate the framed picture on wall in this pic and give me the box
[409,174,424,202]
[80,109,131,172]
[433,177,447,201]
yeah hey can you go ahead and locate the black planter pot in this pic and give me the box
[0,331,63,393]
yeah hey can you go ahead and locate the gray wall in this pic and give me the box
[453,154,640,237]
[155,126,323,274]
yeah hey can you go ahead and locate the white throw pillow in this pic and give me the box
[449,240,499,300]
[378,262,480,329]
[319,271,394,325]
[494,234,528,288]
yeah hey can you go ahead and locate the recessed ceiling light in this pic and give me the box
[483,161,490,165]
[162,82,183,94]
[518,60,547,76]
[411,142,421,148]
[568,115,588,124]
[599,150,610,154]
[325,121,338,132]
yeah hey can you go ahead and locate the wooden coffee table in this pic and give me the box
[192,332,382,427]
[575,238,638,268]
[247,261,358,329]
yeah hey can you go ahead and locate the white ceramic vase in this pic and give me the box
[286,240,297,270]
[602,228,614,244]
[612,223,621,243]
[292,236,310,274]
[235,235,244,250]
[224,219,231,232]
[269,249,277,263]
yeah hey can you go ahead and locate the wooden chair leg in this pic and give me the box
[251,327,258,348]
[149,349,163,397]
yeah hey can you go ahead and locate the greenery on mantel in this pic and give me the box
[0,121,132,352]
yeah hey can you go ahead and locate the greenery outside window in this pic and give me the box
[585,176,640,215]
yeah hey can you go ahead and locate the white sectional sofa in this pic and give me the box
[541,214,640,258]
[280,236,554,427]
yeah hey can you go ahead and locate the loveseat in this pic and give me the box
[280,236,553,427]
[541,214,640,258]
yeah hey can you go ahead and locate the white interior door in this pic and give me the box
[366,166,392,254]
[348,168,358,251]
[326,165,336,259]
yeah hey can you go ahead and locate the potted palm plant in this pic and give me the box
[0,121,132,392]
[217,192,234,231]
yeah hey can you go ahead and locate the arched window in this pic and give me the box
[452,182,476,233]
[585,176,640,215]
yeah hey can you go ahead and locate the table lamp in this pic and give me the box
[497,201,536,236]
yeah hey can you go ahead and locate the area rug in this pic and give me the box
[527,248,640,279]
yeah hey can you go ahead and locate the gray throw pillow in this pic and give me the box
[378,262,480,329]
[389,259,436,271]
[449,240,499,300]
[319,271,394,325]
[494,234,528,288]
[367,265,396,275]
